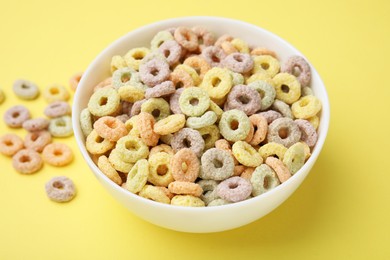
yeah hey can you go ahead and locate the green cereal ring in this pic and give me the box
[283,142,305,174]
[148,152,174,187]
[219,109,250,142]
[171,195,205,207]
[86,130,115,155]
[208,100,223,120]
[108,148,134,173]
[291,95,322,119]
[271,99,293,119]
[248,80,276,111]
[125,159,149,193]
[110,55,127,73]
[232,141,263,167]
[0,88,5,104]
[124,47,151,71]
[186,111,217,129]
[87,88,120,117]
[112,67,146,90]
[252,55,280,77]
[246,73,274,87]
[208,198,230,207]
[197,124,220,150]
[229,70,245,86]
[140,97,171,121]
[12,79,40,100]
[258,142,288,161]
[48,116,73,137]
[302,86,313,96]
[116,135,149,163]
[179,87,210,117]
[250,164,280,196]
[151,30,174,51]
[43,84,70,103]
[273,72,301,105]
[200,67,233,99]
[118,85,145,103]
[197,179,219,205]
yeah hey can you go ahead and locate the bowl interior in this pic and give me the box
[72,16,330,232]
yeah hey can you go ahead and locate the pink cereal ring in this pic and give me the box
[12,149,43,174]
[4,105,31,128]
[201,46,226,67]
[174,27,199,51]
[171,128,205,157]
[158,40,182,67]
[295,119,318,147]
[282,55,311,87]
[93,116,128,142]
[222,53,254,74]
[139,58,170,87]
[145,80,176,99]
[225,85,261,116]
[24,130,52,152]
[0,133,24,156]
[216,176,252,203]
[44,101,71,118]
[22,118,50,132]
[192,26,215,46]
[130,99,146,117]
[169,88,184,114]
[258,110,283,124]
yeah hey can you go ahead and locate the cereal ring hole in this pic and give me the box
[211,78,221,88]
[278,127,289,139]
[230,120,239,130]
[53,149,63,156]
[212,159,223,168]
[175,81,184,88]
[125,140,137,150]
[157,165,168,175]
[55,120,66,127]
[150,67,160,76]
[281,84,290,93]
[228,183,238,189]
[50,88,59,95]
[121,73,131,83]
[189,98,199,106]
[163,49,171,58]
[12,112,20,118]
[202,133,211,143]
[237,95,250,104]
[95,135,104,143]
[4,140,13,146]
[133,51,146,60]
[212,55,220,63]
[182,138,191,148]
[52,181,64,189]
[152,109,161,118]
[105,120,118,129]
[263,176,270,188]
[261,62,270,70]
[21,84,30,89]
[99,97,108,106]
[300,99,309,107]
[293,66,301,77]
[20,155,31,163]
[181,162,188,172]
[30,133,39,141]
[233,55,243,62]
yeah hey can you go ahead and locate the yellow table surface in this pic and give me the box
[1,0,389,259]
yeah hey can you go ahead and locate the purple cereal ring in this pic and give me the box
[169,88,184,114]
[4,105,31,128]
[295,119,318,147]
[225,85,261,116]
[201,46,226,67]
[267,117,301,148]
[22,118,50,132]
[174,27,199,52]
[171,128,205,157]
[158,40,182,67]
[145,81,175,99]
[258,110,283,124]
[216,176,252,203]
[139,58,170,87]
[130,99,146,117]
[222,53,254,74]
[192,26,215,46]
[44,101,71,118]
[281,55,311,87]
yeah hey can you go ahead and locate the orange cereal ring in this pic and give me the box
[234,165,246,176]
[192,26,215,46]
[24,130,52,153]
[245,122,254,143]
[251,47,277,58]
[69,72,83,91]
[265,156,292,183]
[171,148,200,182]
[174,27,199,51]
[169,68,194,88]
[168,181,203,197]
[248,114,268,146]
[98,155,123,185]
[240,167,255,181]
[156,186,175,200]
[153,114,186,135]
[221,41,238,54]
[93,116,128,142]
[42,143,73,167]
[93,77,112,92]
[12,149,43,174]
[215,34,233,47]
[0,133,24,156]
[137,112,160,146]
[183,56,211,78]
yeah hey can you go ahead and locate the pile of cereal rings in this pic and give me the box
[81,26,322,207]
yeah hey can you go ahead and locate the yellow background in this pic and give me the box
[1,0,389,259]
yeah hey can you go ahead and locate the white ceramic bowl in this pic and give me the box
[72,16,330,233]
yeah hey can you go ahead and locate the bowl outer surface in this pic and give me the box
[72,16,330,233]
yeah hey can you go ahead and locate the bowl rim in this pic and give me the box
[72,16,330,212]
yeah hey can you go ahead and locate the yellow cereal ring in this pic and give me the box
[171,195,205,207]
[149,144,174,157]
[307,115,320,130]
[179,87,210,117]
[299,141,311,160]
[186,111,217,129]
[148,152,174,187]
[252,55,280,78]
[258,142,287,161]
[153,114,186,135]
[88,88,120,117]
[124,47,151,71]
[86,130,115,155]
[208,100,224,120]
[151,30,174,51]
[139,185,170,204]
[197,124,220,150]
[230,38,250,53]
[160,133,173,145]
[200,67,233,99]
[273,73,301,104]
[116,135,149,163]
[108,148,134,173]
[245,73,275,87]
[97,155,122,185]
[43,84,70,103]
[125,159,149,193]
[211,95,227,106]
[232,141,263,167]
[141,97,171,121]
[302,86,314,96]
[283,142,305,175]
[168,181,203,197]
[110,55,127,73]
[124,115,141,137]
[118,85,145,103]
[291,95,322,119]
[174,64,201,86]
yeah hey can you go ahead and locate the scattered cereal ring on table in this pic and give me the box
[69,72,83,91]
[0,88,5,104]
[44,101,71,118]
[43,84,70,103]
[22,118,50,132]
[42,143,73,167]
[0,133,24,156]
[48,116,73,138]
[24,131,52,152]
[12,149,43,174]
[45,176,76,202]
[12,79,40,100]
[4,105,31,128]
